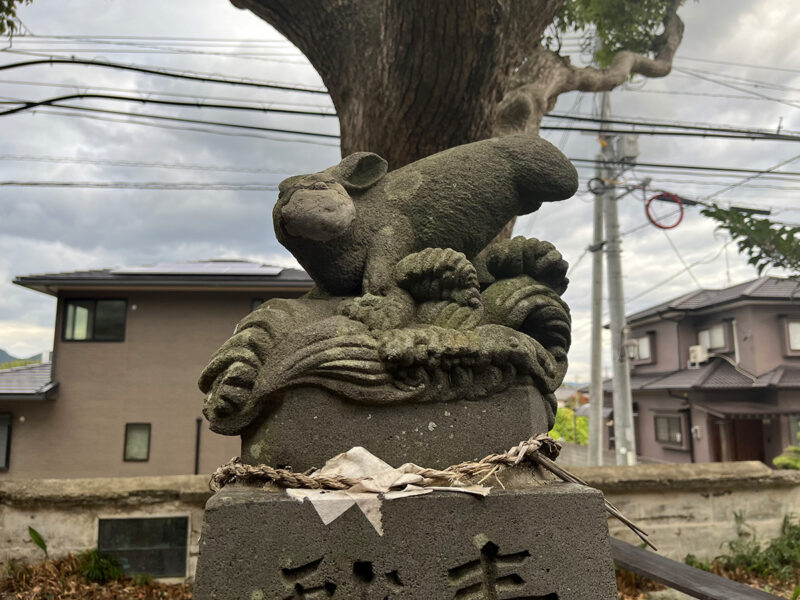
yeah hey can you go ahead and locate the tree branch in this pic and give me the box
[495,0,684,135]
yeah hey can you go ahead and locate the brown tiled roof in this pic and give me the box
[628,277,799,323]
[0,362,58,399]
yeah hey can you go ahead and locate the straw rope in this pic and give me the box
[210,433,655,550]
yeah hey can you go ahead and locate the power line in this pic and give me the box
[661,229,702,289]
[7,34,308,63]
[0,153,294,174]
[0,57,329,94]
[540,124,800,143]
[568,157,800,178]
[571,241,733,334]
[4,47,311,64]
[567,248,589,277]
[2,69,796,142]
[621,170,800,185]
[6,154,792,201]
[618,208,682,238]
[13,32,583,44]
[0,93,336,118]
[0,78,335,110]
[3,47,300,56]
[570,165,800,213]
[676,54,800,75]
[9,34,295,43]
[672,67,800,111]
[625,241,732,305]
[620,87,800,104]
[16,106,340,147]
[570,166,800,209]
[702,151,800,203]
[0,181,280,190]
[2,39,310,64]
[7,102,340,139]
[9,37,298,49]
[621,178,800,191]
[546,112,800,140]
[675,66,800,94]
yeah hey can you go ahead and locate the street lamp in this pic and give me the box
[623,335,639,361]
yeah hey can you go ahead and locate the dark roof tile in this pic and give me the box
[778,368,800,388]
[628,277,798,323]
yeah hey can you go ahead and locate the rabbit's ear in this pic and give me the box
[334,152,388,192]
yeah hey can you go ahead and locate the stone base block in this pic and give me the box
[241,385,552,471]
[195,481,617,599]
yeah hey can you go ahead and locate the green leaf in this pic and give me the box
[701,205,800,279]
[28,526,47,558]
[552,0,681,67]
[0,0,32,36]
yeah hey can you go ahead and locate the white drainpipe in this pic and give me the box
[731,319,741,365]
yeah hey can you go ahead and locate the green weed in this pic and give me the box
[27,526,47,558]
[684,553,711,572]
[77,549,123,584]
[715,512,800,583]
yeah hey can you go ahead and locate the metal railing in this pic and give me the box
[612,538,781,599]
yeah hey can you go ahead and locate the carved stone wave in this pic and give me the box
[200,239,570,436]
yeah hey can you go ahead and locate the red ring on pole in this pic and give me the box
[646,193,684,229]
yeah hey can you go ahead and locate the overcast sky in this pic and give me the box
[1,0,798,383]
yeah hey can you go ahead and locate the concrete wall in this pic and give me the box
[0,475,209,580]
[2,289,303,479]
[1,463,798,578]
[575,461,800,561]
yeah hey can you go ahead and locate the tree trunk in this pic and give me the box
[231,0,562,169]
[231,0,683,244]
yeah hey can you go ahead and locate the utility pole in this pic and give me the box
[600,91,637,466]
[587,157,605,466]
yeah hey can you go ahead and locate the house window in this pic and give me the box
[0,414,10,471]
[655,415,683,445]
[124,423,151,462]
[633,336,651,361]
[63,299,126,341]
[698,324,725,350]
[789,321,800,351]
[98,517,188,578]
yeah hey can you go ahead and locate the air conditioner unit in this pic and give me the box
[688,344,709,369]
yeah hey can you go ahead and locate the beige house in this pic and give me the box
[3,260,312,479]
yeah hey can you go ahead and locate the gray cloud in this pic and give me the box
[1,0,798,373]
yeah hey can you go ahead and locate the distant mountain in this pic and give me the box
[0,349,19,365]
[0,349,43,369]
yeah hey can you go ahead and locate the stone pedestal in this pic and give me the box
[241,385,553,471]
[195,480,617,599]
